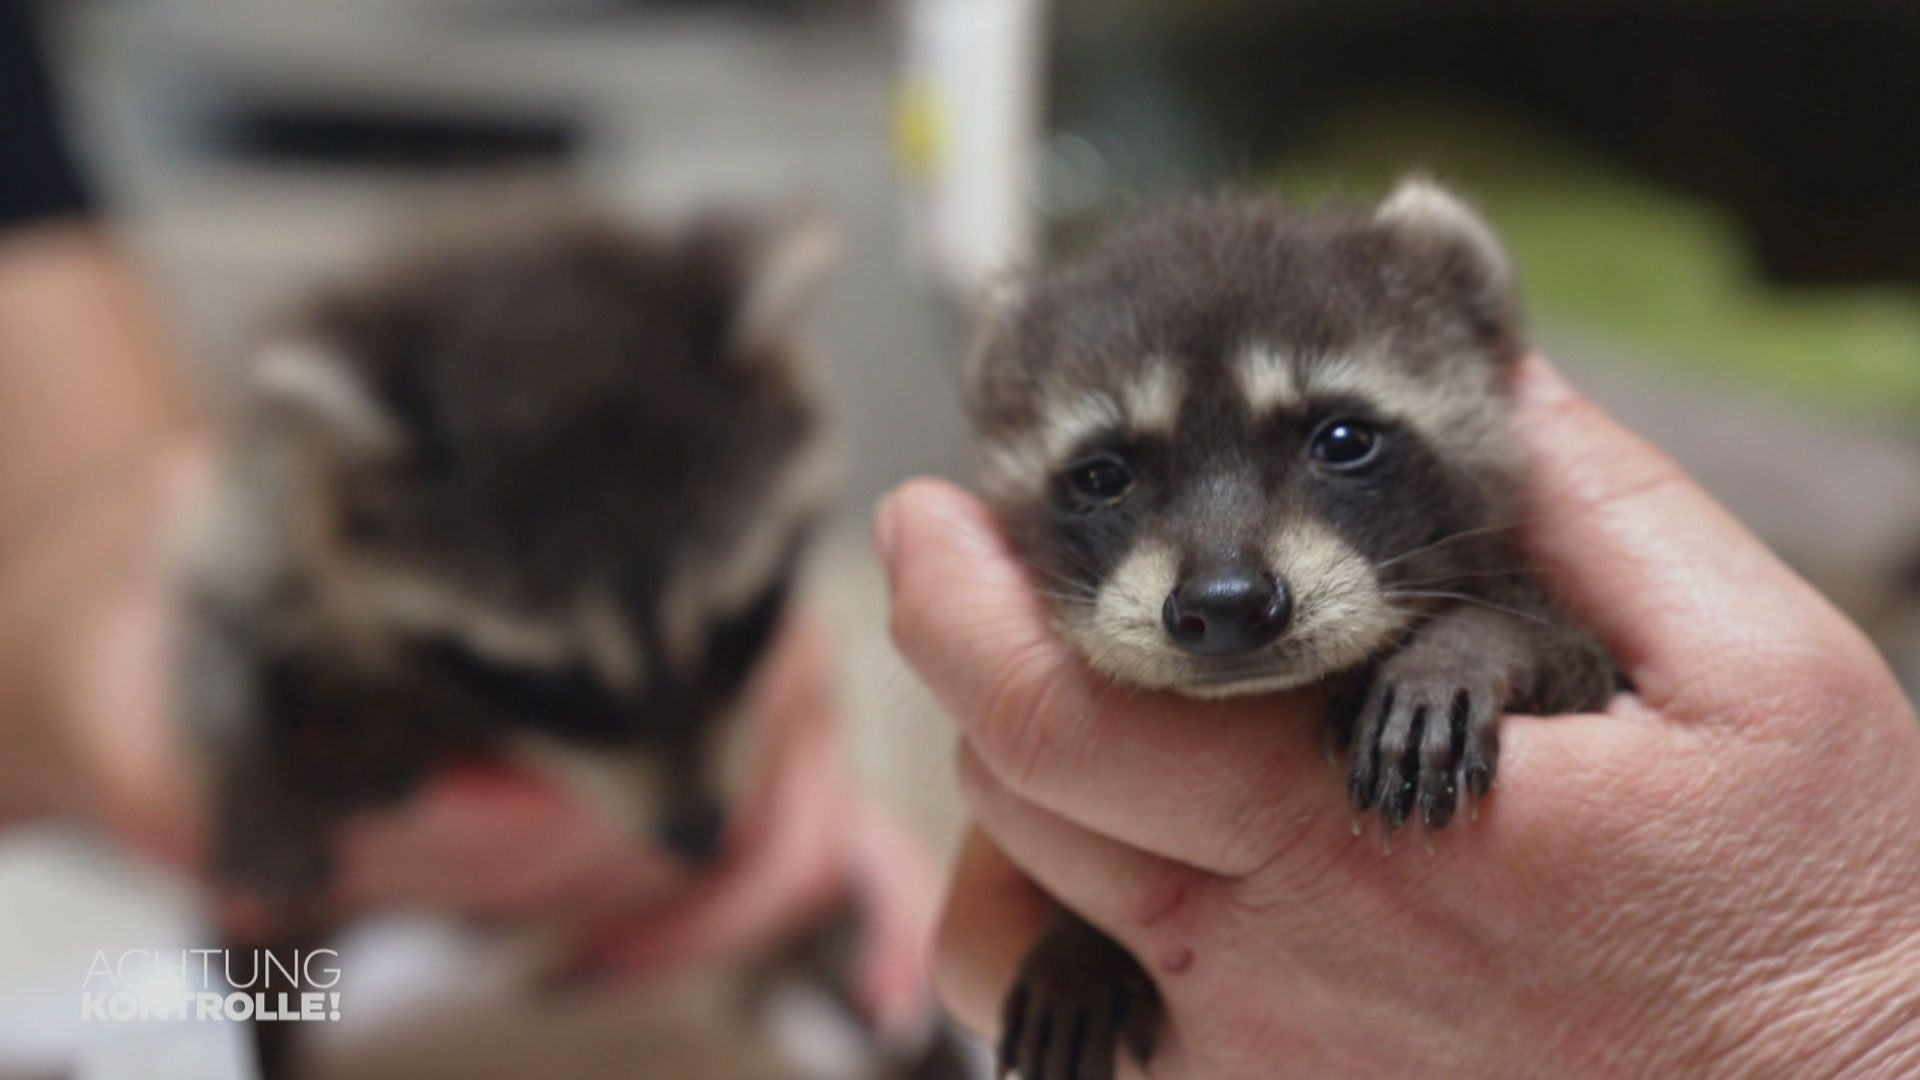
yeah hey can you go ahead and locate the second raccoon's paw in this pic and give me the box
[1346,658,1504,842]
[1000,919,1160,1080]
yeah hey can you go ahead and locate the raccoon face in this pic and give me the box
[245,212,836,858]
[967,180,1528,697]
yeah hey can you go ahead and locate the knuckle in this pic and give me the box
[953,742,1008,819]
[1214,798,1297,878]
[1735,633,1901,729]
[1546,413,1691,514]
[1674,622,1871,728]
[952,743,989,801]
[1212,751,1315,877]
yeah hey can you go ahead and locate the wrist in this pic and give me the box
[1536,890,1920,1077]
[1724,924,1920,1078]
[1602,905,1920,1080]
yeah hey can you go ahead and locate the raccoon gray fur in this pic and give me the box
[182,210,837,906]
[963,179,1617,1080]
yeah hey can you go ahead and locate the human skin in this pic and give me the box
[0,226,932,1033]
[878,353,1920,1077]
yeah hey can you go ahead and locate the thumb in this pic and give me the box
[1513,354,1866,709]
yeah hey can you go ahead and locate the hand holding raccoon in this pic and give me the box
[882,187,1920,1078]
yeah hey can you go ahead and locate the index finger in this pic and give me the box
[1512,355,1873,710]
[878,479,1339,876]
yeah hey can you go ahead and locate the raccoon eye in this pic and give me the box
[1064,454,1133,506]
[1310,418,1380,467]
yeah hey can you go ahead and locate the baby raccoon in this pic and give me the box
[178,211,982,1079]
[182,209,836,907]
[964,179,1616,1080]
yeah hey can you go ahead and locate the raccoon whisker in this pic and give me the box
[1375,518,1538,571]
[959,568,1080,596]
[1361,619,1424,648]
[1387,567,1537,589]
[906,510,1106,601]
[931,598,1061,632]
[1023,562,1105,598]
[1026,564,1103,595]
[938,559,1099,605]
[1398,564,1570,585]
[1031,590,1102,607]
[907,514,1084,580]
[1383,590,1560,630]
[1034,585,1100,601]
[1035,565,1103,592]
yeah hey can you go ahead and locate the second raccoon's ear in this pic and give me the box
[960,275,1027,424]
[729,217,841,360]
[250,338,405,460]
[1374,177,1513,317]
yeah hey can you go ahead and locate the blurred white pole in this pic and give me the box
[896,0,1044,300]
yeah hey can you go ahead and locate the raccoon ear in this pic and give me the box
[961,275,1027,421]
[1374,176,1512,300]
[250,338,405,459]
[729,217,840,360]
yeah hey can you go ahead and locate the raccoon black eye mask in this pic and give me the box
[963,179,1618,1080]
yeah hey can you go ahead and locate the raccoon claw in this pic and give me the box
[1464,760,1494,799]
[1347,771,1376,815]
[1346,665,1502,841]
[1000,919,1159,1080]
[1377,771,1415,834]
[1418,773,1458,832]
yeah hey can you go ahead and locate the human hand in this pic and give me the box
[326,612,944,1035]
[879,354,1920,1077]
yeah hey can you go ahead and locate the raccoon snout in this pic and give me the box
[1162,566,1291,656]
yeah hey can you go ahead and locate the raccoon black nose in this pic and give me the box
[1163,568,1290,656]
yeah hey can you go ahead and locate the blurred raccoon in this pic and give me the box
[180,210,968,1078]
[963,180,1618,1080]
[185,210,834,897]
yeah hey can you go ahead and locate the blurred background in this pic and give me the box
[2,0,1916,1076]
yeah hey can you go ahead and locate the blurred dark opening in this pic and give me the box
[206,103,581,171]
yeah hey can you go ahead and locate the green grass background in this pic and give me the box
[1268,104,1920,421]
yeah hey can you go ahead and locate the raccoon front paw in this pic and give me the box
[1000,916,1159,1080]
[1345,659,1503,840]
